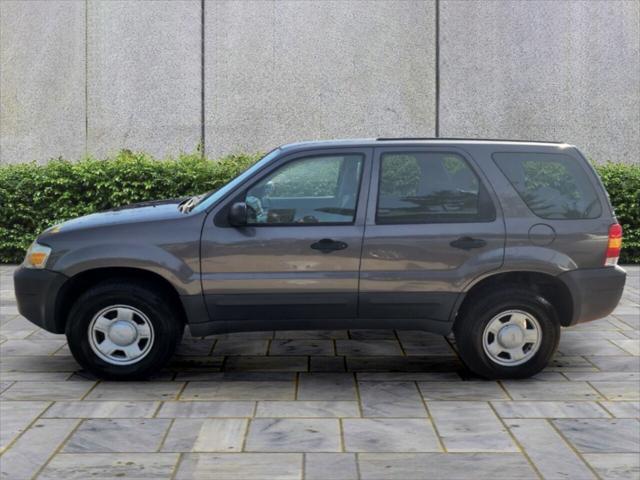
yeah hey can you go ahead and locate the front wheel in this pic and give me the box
[66,280,182,380]
[454,288,560,379]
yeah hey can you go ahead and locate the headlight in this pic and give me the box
[23,242,52,269]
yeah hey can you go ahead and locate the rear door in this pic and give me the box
[359,146,505,325]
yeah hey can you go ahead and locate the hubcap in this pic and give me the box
[88,305,154,366]
[482,309,542,366]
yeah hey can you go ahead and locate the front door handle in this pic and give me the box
[450,236,487,250]
[310,238,348,253]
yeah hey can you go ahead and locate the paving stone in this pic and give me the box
[0,400,50,452]
[39,452,179,480]
[610,339,640,356]
[0,418,79,480]
[349,330,397,340]
[63,418,172,452]
[157,401,256,418]
[501,381,602,400]
[269,339,334,356]
[347,355,462,372]
[212,338,269,355]
[275,329,348,339]
[336,339,403,356]
[0,355,80,372]
[583,453,640,480]
[396,331,455,356]
[357,452,538,479]
[600,401,640,418]
[418,381,508,401]
[86,382,184,401]
[225,355,308,372]
[309,355,346,372]
[43,401,159,418]
[181,378,295,401]
[0,380,94,401]
[507,418,596,479]
[553,419,640,453]
[297,373,357,400]
[246,418,340,452]
[162,418,248,452]
[491,401,610,418]
[175,452,301,480]
[356,372,460,382]
[343,418,441,452]
[586,356,640,372]
[305,452,358,480]
[559,337,630,356]
[358,381,427,417]
[564,371,640,382]
[175,338,216,356]
[428,401,517,452]
[591,382,640,401]
[256,401,359,418]
[544,355,599,371]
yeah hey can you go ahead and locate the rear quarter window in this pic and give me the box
[492,152,602,219]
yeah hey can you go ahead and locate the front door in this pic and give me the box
[201,148,371,324]
[359,146,505,329]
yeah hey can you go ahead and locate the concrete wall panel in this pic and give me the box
[205,0,436,157]
[1,0,85,164]
[439,0,640,163]
[87,0,201,158]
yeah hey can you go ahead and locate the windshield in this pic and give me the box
[190,149,281,213]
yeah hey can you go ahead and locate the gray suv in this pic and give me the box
[14,139,627,380]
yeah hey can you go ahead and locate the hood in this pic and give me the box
[41,199,186,237]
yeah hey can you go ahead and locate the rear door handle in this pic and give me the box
[450,236,487,250]
[311,238,348,253]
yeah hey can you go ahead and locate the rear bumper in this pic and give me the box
[13,266,68,333]
[558,265,626,326]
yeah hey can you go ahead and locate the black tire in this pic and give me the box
[65,280,183,380]
[454,287,560,379]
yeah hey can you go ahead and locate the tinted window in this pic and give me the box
[377,152,494,224]
[493,152,602,219]
[245,154,363,224]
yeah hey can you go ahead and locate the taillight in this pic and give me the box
[605,223,623,266]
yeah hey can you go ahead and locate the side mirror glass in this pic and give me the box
[228,202,248,226]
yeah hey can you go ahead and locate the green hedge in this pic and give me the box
[0,151,638,264]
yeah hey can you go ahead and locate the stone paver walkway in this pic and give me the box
[1,265,638,479]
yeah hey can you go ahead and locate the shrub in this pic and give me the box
[0,151,638,264]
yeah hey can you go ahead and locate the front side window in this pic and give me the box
[493,152,602,219]
[377,151,494,224]
[245,154,363,224]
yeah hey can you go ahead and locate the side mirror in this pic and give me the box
[228,202,248,226]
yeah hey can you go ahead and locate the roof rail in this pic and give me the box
[375,137,564,144]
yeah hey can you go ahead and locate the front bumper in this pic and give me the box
[558,265,627,326]
[13,266,68,333]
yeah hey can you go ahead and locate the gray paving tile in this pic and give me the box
[583,453,640,480]
[600,401,640,418]
[342,418,441,452]
[357,452,538,479]
[396,331,455,356]
[297,373,357,401]
[305,452,358,480]
[591,382,640,400]
[0,418,79,480]
[0,400,50,452]
[609,340,640,356]
[356,372,460,382]
[507,418,596,479]
[564,371,640,382]
[157,401,255,418]
[43,401,159,418]
[270,339,334,356]
[544,355,598,371]
[0,380,94,400]
[428,401,517,452]
[586,356,640,372]
[246,418,340,452]
[63,418,172,452]
[491,401,610,418]
[418,381,508,401]
[502,380,602,400]
[554,419,640,453]
[39,453,179,480]
[86,382,184,401]
[349,330,396,340]
[162,418,248,452]
[225,355,308,372]
[309,355,346,372]
[275,329,348,339]
[212,338,269,355]
[175,338,216,356]
[256,401,359,418]
[175,452,301,480]
[347,355,462,372]
[559,337,630,356]
[358,381,427,417]
[181,379,295,401]
[336,339,403,356]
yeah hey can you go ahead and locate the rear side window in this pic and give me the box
[377,152,495,224]
[493,152,602,219]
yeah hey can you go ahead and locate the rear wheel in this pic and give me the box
[65,280,182,380]
[454,288,560,379]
